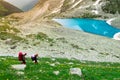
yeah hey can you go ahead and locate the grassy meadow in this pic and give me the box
[0,56,120,80]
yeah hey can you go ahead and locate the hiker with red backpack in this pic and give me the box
[18,52,27,64]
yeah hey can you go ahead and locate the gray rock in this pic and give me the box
[50,63,55,67]
[11,64,26,70]
[10,45,17,49]
[70,68,82,77]
[53,71,60,75]
[5,39,12,45]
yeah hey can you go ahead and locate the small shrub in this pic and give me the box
[80,13,101,18]
[36,32,48,41]
[71,44,80,49]
[0,24,10,32]
[27,33,55,46]
[36,32,55,43]
[56,37,68,43]
[92,0,96,1]
[90,47,95,50]
[33,42,40,46]
[0,23,20,33]
[99,52,109,55]
[26,34,35,38]
[47,38,54,43]
[11,27,20,33]
[70,43,85,50]
[113,55,120,58]
[49,43,54,46]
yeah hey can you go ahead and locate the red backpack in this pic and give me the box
[18,52,23,61]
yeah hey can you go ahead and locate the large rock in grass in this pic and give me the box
[53,71,60,75]
[70,68,82,77]
[11,64,26,70]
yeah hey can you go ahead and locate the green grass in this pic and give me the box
[0,56,120,80]
[35,32,54,43]
[0,20,20,33]
[0,32,26,45]
[0,4,7,11]
[79,13,102,18]
[26,32,54,42]
[0,4,7,17]
[0,32,22,40]
[26,33,55,46]
[0,20,26,44]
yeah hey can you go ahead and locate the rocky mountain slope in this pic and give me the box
[0,0,22,17]
[8,0,120,23]
[0,0,120,62]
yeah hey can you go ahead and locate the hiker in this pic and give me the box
[31,54,38,63]
[18,52,27,64]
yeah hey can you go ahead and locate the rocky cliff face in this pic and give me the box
[8,0,120,27]
[8,0,120,20]
[59,0,120,18]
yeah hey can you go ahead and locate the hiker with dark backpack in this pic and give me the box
[18,52,27,64]
[31,54,38,64]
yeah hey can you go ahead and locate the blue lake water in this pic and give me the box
[53,18,120,38]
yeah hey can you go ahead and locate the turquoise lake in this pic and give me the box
[53,18,120,38]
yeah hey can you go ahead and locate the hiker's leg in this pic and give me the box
[35,59,37,63]
[22,60,26,64]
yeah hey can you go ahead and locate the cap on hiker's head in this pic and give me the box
[35,54,38,56]
[23,53,27,55]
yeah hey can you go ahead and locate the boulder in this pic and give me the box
[70,68,82,77]
[53,71,60,75]
[11,64,26,70]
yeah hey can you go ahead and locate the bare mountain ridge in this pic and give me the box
[0,0,22,17]
[8,0,64,23]
[8,0,120,23]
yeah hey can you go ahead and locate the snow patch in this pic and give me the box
[93,0,101,14]
[79,5,90,9]
[92,10,99,14]
[51,0,64,14]
[71,0,75,3]
[69,0,83,9]
[113,32,120,40]
[106,18,116,25]
[93,0,101,6]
